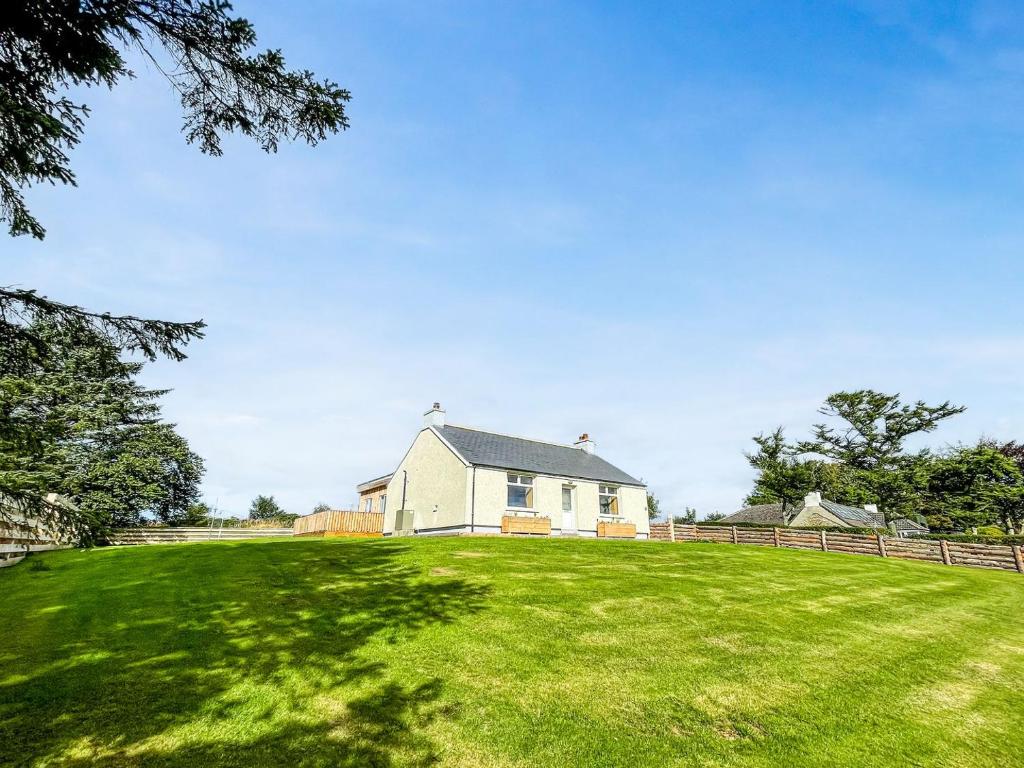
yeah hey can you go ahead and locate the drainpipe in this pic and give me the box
[401,470,408,510]
[470,467,477,533]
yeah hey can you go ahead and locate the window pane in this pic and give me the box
[562,487,572,511]
[508,485,528,507]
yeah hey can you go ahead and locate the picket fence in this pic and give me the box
[648,522,1024,574]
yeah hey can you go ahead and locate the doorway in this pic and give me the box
[561,485,576,533]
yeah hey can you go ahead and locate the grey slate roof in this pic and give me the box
[721,503,789,525]
[435,425,644,486]
[891,517,929,532]
[820,500,884,527]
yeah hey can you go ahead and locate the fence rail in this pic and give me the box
[293,509,384,537]
[0,510,75,568]
[107,527,294,545]
[648,523,1024,574]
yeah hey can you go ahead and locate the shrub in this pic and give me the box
[919,533,1024,546]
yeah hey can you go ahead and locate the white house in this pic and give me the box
[360,404,649,538]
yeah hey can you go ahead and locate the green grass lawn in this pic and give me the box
[2,537,1023,767]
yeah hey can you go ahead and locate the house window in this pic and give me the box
[363,497,373,513]
[561,486,573,512]
[507,473,534,509]
[598,485,619,516]
[379,494,386,515]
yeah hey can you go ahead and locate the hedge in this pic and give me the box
[696,520,881,535]
[917,533,1024,546]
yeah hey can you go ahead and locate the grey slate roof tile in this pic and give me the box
[721,503,788,525]
[436,425,644,486]
[820,500,884,527]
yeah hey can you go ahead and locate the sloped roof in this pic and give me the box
[357,473,393,492]
[820,500,884,527]
[721,503,788,525]
[435,425,644,486]
[891,517,929,532]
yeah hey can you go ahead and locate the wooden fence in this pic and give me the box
[293,509,384,537]
[107,527,295,545]
[0,508,76,568]
[648,522,1024,574]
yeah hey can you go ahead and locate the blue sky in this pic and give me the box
[6,0,1024,517]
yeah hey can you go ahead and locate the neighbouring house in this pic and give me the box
[722,491,885,529]
[358,403,649,538]
[889,517,930,538]
[356,474,392,515]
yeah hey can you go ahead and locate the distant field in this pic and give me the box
[2,537,1023,767]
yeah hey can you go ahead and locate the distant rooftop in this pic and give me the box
[721,503,788,525]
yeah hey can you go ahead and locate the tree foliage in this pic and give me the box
[673,507,697,525]
[744,427,812,512]
[921,444,1024,533]
[797,390,964,471]
[1,0,350,238]
[743,390,1024,532]
[0,318,204,537]
[248,494,284,521]
[646,493,660,520]
[171,500,213,526]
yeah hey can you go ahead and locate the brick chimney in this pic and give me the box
[574,433,596,455]
[424,402,446,429]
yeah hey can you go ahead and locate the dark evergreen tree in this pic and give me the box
[2,0,350,238]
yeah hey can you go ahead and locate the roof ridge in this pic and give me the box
[442,423,582,451]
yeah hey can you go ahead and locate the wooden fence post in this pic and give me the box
[669,519,676,543]
[876,533,887,558]
[731,526,738,544]
[820,530,827,552]
[1013,544,1024,574]
[939,539,952,566]
[772,527,780,547]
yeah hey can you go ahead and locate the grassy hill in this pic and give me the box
[2,537,1023,767]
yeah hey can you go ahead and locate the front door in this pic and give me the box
[561,486,576,532]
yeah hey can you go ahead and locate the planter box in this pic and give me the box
[501,515,552,535]
[597,521,637,539]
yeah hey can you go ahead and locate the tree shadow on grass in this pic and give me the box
[1,540,489,767]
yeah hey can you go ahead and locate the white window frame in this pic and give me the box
[363,497,373,513]
[598,484,620,518]
[379,493,386,515]
[506,473,535,513]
